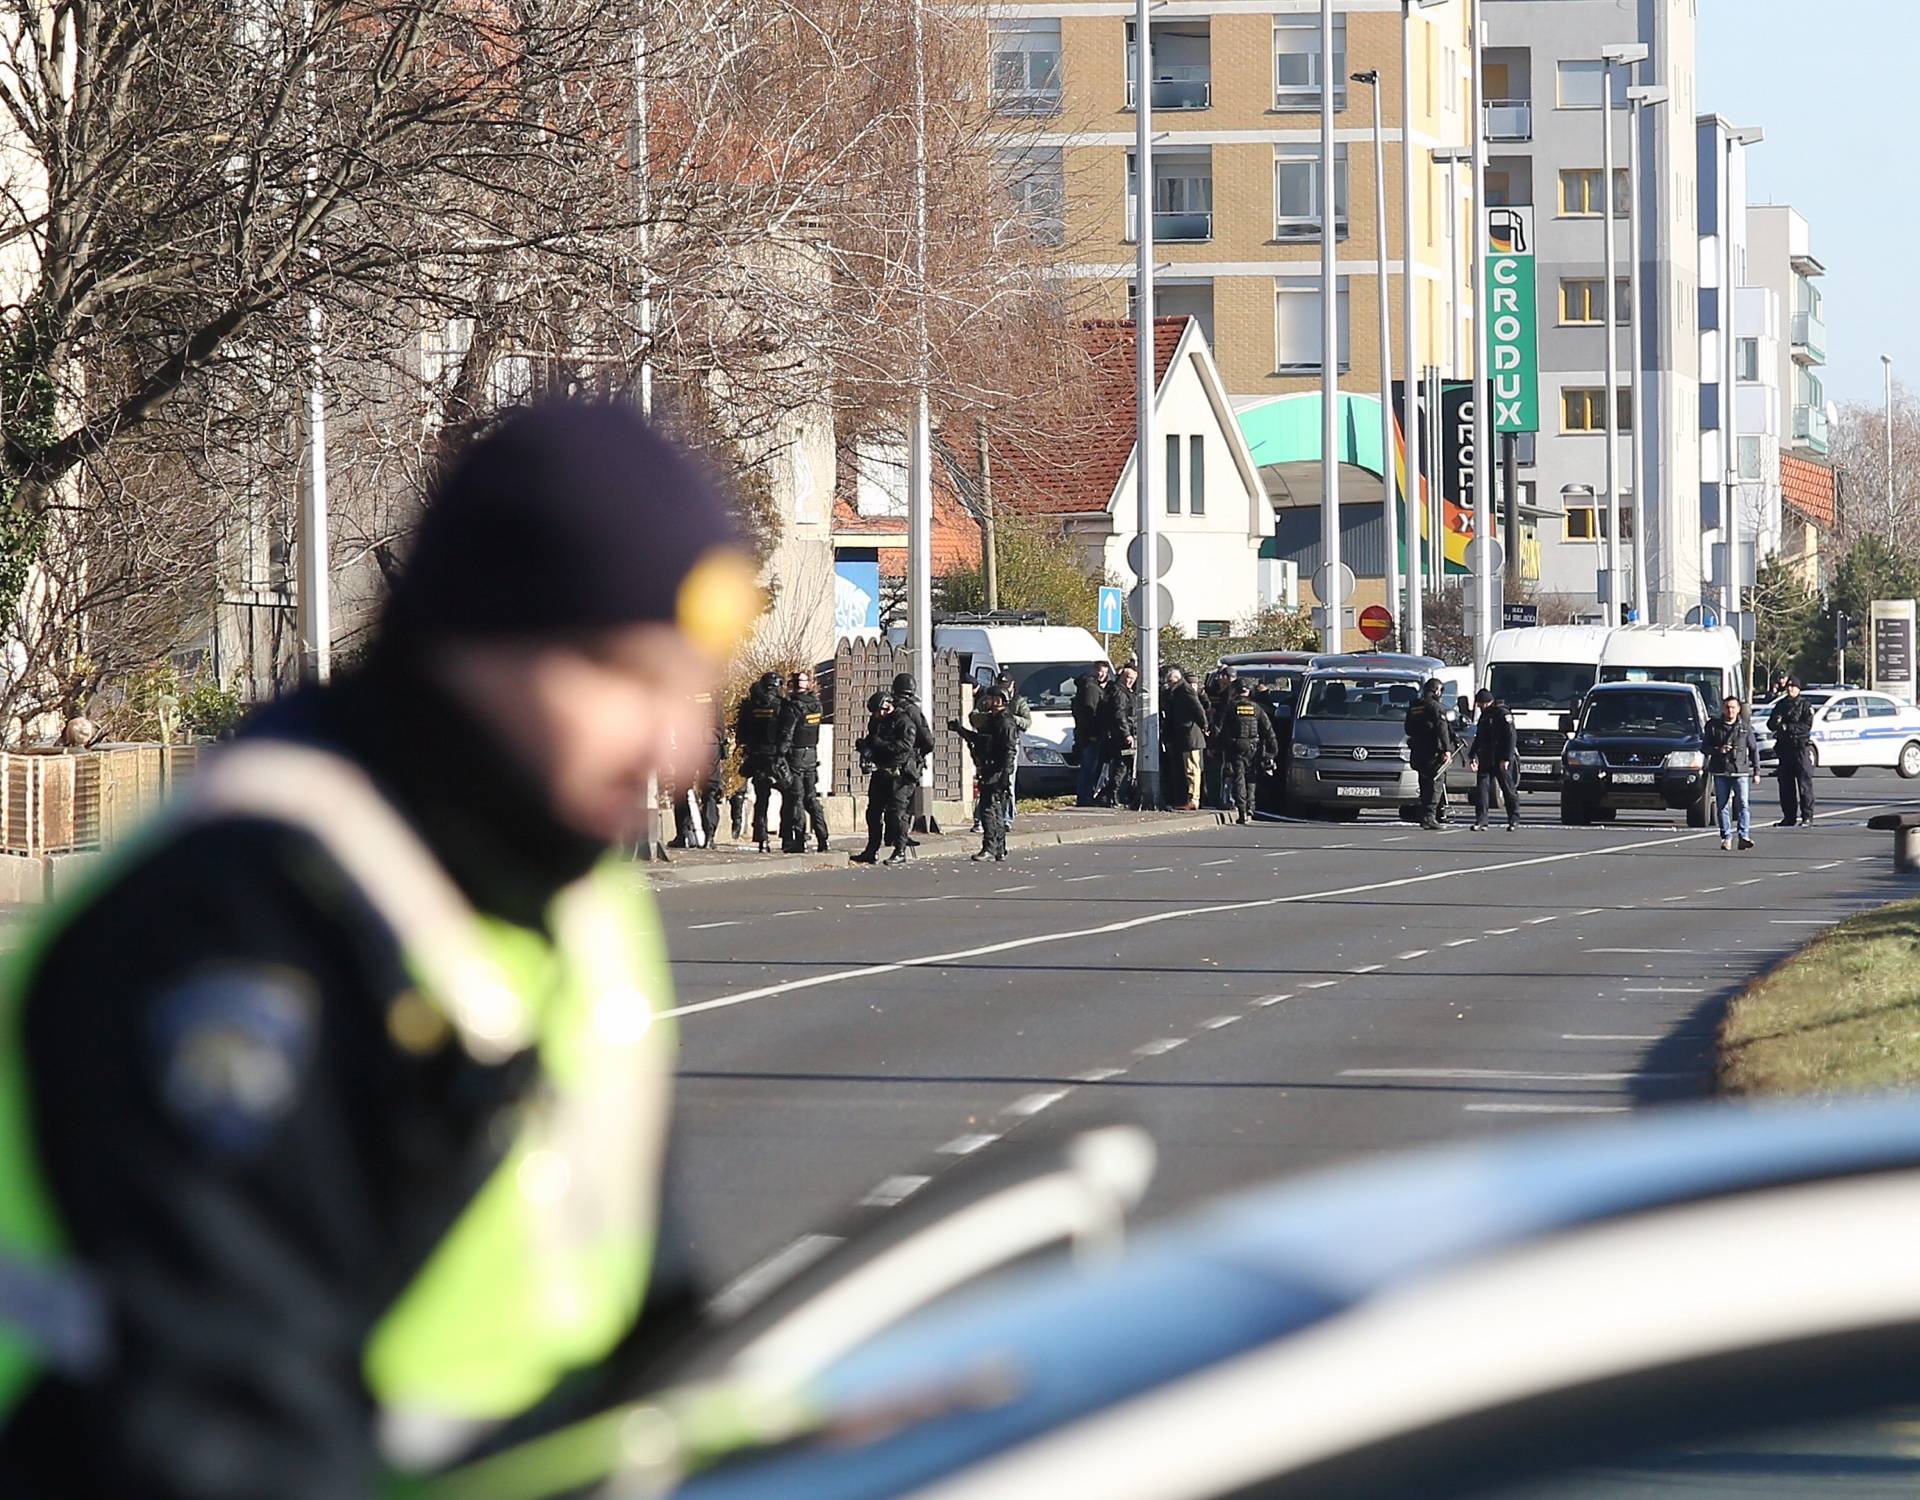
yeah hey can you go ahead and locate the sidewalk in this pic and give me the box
[636,805,1225,886]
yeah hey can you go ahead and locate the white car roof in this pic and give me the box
[1486,625,1613,663]
[1598,624,1740,669]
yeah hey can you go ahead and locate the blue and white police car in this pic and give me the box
[1756,687,1920,779]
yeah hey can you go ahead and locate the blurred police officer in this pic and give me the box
[1215,678,1278,826]
[0,403,761,1499]
[776,668,830,854]
[734,670,788,853]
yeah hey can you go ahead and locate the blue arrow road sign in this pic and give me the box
[1097,586,1124,636]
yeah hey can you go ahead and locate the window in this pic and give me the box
[1166,433,1182,515]
[1561,386,1632,433]
[1273,14,1345,109]
[1189,436,1205,516]
[1558,278,1630,326]
[1485,159,1533,208]
[1561,487,1633,540]
[1555,59,1628,109]
[1868,696,1901,718]
[1126,151,1213,240]
[1275,276,1351,372]
[1737,435,1764,480]
[990,19,1061,116]
[1558,168,1631,217]
[1197,620,1231,640]
[994,147,1065,247]
[1273,145,1350,238]
[1736,337,1760,381]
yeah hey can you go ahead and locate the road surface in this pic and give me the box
[657,775,1916,1288]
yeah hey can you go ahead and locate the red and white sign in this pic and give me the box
[1358,604,1395,644]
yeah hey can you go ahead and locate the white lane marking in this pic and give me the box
[849,901,891,909]
[1263,851,1294,859]
[994,884,1035,894]
[1201,858,1237,867]
[1064,874,1107,883]
[860,1175,931,1208]
[1661,894,1690,902]
[1382,835,1411,843]
[1772,871,1795,878]
[686,920,742,930]
[1135,1037,1187,1056]
[1700,886,1725,894]
[1132,867,1175,876]
[1592,948,1692,954]
[1484,927,1519,936]
[1814,861,1842,871]
[1342,1068,1665,1082]
[1622,986,1705,994]
[1076,1067,1126,1083]
[771,909,817,918]
[1202,1014,1243,1030]
[1396,949,1431,960]
[709,1233,843,1319]
[939,1133,1001,1156]
[1527,915,1561,924]
[1856,855,1877,863]
[1006,1091,1068,1117]
[662,815,1898,1021]
[1770,919,1834,926]
[1252,994,1292,1007]
[1577,908,1607,916]
[1352,964,1385,975]
[1735,878,1764,886]
[1302,979,1341,990]
[1466,1103,1630,1115]
[1564,1033,1663,1041]
[1446,938,1477,947]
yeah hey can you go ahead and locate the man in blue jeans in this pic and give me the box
[1703,693,1760,851]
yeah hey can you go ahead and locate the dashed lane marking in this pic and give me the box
[1352,964,1385,974]
[1201,1014,1243,1030]
[938,1133,1001,1156]
[1006,1091,1069,1117]
[1132,867,1175,876]
[1252,994,1293,1007]
[994,885,1036,894]
[1064,874,1107,883]
[1527,915,1561,924]
[1577,908,1607,916]
[1302,979,1341,990]
[1396,949,1431,960]
[860,1175,930,1208]
[1485,927,1519,935]
[1135,1038,1188,1056]
[1076,1067,1127,1083]
[686,920,743,930]
[1446,938,1477,947]
[1201,858,1237,867]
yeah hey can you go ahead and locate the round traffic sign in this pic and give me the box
[1464,535,1506,573]
[1125,533,1175,581]
[1126,582,1175,629]
[1312,561,1357,606]
[1358,604,1395,644]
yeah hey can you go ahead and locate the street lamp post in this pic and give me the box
[1596,46,1645,623]
[1133,0,1162,806]
[1467,0,1492,677]
[1353,69,1399,644]
[1622,73,1666,626]
[907,0,934,745]
[1887,355,1898,532]
[1400,0,1448,656]
[1721,125,1764,619]
[1318,0,1343,653]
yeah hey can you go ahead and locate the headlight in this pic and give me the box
[1566,748,1604,767]
[1292,742,1320,760]
[1664,750,1706,771]
[1022,741,1066,765]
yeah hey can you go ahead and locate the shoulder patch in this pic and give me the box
[147,966,317,1160]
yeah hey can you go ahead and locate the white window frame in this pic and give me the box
[990,19,1062,116]
[995,147,1065,248]
[1273,145,1349,239]
[1556,59,1627,110]
[1275,275,1351,374]
[1272,14,1345,110]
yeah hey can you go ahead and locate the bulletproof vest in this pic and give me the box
[786,692,824,753]
[739,688,783,752]
[1227,700,1262,744]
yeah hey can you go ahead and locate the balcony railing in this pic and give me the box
[1127,67,1213,112]
[1791,310,1827,365]
[1484,99,1533,141]
[1151,210,1213,242]
[1274,217,1351,242]
[1792,403,1831,454]
[991,87,1062,118]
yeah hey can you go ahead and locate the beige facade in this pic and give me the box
[995,1,1476,402]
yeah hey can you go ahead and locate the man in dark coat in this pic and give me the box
[950,686,1020,861]
[1705,693,1761,851]
[775,668,831,853]
[733,671,788,852]
[1767,677,1817,827]
[1214,678,1278,826]
[1203,666,1237,809]
[1466,688,1520,831]
[1072,663,1114,806]
[1404,677,1457,831]
[852,694,919,866]
[1161,667,1211,811]
[1097,662,1141,807]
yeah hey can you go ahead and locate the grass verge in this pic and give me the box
[1719,898,1920,1096]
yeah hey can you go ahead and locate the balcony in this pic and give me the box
[1792,403,1830,454]
[1791,310,1827,366]
[1149,211,1213,243]
[1129,68,1213,112]
[991,87,1062,118]
[1485,99,1533,142]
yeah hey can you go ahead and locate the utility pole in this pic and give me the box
[1318,0,1343,653]
[1625,81,1669,624]
[977,420,999,611]
[1133,0,1162,806]
[1468,0,1491,675]
[296,0,330,683]
[1354,69,1399,644]
[1400,4,1423,655]
[907,0,934,737]
[1598,53,1623,623]
[1887,354,1898,533]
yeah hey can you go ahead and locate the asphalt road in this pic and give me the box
[655,772,1919,1291]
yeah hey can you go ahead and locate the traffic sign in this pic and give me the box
[1097,586,1125,636]
[1126,534,1174,580]
[1684,605,1720,628]
[1465,535,1505,573]
[1358,604,1394,644]
[1126,582,1174,629]
[1312,561,1357,606]
[1502,602,1540,630]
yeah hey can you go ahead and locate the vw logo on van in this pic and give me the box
[1352,747,1370,762]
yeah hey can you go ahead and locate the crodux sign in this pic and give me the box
[1486,206,1539,435]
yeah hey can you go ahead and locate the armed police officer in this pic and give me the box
[776,668,831,854]
[734,670,789,853]
[950,685,1020,862]
[852,692,919,866]
[1767,676,1817,827]
[1214,677,1278,826]
[1405,676,1458,831]
[0,403,762,1500]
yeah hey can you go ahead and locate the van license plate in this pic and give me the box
[1334,785,1380,797]
[1613,772,1655,785]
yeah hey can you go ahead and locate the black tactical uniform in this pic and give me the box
[734,673,789,852]
[951,694,1020,860]
[1768,689,1817,826]
[1215,682,1278,825]
[854,700,919,866]
[1404,678,1458,830]
[776,678,831,853]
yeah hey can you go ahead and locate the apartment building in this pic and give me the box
[1482,0,1701,623]
[988,1,1476,616]
[1747,205,1830,462]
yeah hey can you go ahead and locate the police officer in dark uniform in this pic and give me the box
[734,671,788,853]
[668,688,730,848]
[852,693,917,866]
[0,403,764,1499]
[1405,676,1458,831]
[1768,677,1817,827]
[950,686,1019,861]
[1215,677,1278,826]
[776,668,830,853]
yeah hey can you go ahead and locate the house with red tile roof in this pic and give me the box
[983,316,1271,636]
[1779,451,1835,587]
[830,432,983,633]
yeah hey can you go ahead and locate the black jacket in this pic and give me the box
[1097,680,1139,751]
[1704,714,1761,777]
[777,690,825,763]
[1071,674,1111,745]
[734,682,785,769]
[1215,697,1278,759]
[1404,696,1457,772]
[893,691,937,774]
[1469,704,1517,767]
[0,650,702,1500]
[863,709,918,773]
[1162,680,1211,751]
[1767,695,1815,748]
[955,712,1020,790]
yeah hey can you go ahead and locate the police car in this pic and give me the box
[1755,688,1920,779]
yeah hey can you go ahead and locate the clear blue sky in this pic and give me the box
[1697,0,1918,409]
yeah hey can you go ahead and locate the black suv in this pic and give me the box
[1560,681,1712,827]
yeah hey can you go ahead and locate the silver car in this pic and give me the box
[1286,669,1427,819]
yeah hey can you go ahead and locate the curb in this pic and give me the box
[636,811,1227,887]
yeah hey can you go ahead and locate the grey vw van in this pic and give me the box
[1285,667,1429,820]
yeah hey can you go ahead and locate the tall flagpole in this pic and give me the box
[1401,2,1424,655]
[1318,0,1343,653]
[1134,0,1161,805]
[907,0,934,729]
[1469,0,1492,675]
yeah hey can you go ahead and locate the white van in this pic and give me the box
[1483,625,1612,791]
[888,621,1110,795]
[1598,625,1744,711]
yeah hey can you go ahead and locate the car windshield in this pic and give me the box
[1487,661,1597,710]
[1582,691,1699,738]
[1300,676,1422,721]
[1599,664,1728,705]
[1010,662,1101,713]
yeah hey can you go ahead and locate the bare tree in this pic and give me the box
[1831,379,1920,550]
